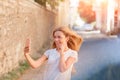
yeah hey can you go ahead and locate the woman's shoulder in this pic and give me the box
[69,49,78,54]
[45,48,56,53]
[68,49,78,60]
[44,48,56,57]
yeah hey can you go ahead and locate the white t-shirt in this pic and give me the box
[43,48,78,80]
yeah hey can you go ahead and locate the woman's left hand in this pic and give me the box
[58,43,65,55]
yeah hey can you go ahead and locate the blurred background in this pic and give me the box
[0,0,120,80]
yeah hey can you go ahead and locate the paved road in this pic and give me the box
[18,34,120,80]
[71,37,120,80]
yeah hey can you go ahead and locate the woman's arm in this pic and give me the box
[59,54,76,73]
[24,39,48,68]
[25,54,47,68]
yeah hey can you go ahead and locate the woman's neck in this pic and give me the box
[56,46,69,52]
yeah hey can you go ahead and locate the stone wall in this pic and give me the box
[0,0,56,76]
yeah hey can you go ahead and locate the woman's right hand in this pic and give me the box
[24,39,30,55]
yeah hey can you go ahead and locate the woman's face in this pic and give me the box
[53,31,69,48]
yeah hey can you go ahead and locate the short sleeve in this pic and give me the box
[70,51,78,63]
[44,50,50,58]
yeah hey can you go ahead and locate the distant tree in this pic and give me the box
[35,0,64,9]
[78,1,96,23]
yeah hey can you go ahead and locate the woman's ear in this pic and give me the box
[66,36,69,42]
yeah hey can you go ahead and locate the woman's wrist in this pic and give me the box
[25,53,30,57]
[60,53,64,57]
[25,53,29,55]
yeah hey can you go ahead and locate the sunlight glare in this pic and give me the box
[70,0,79,7]
[96,0,106,3]
[95,0,107,6]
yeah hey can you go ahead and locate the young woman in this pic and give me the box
[24,26,83,80]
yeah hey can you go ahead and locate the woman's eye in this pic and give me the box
[53,35,64,39]
[58,36,61,38]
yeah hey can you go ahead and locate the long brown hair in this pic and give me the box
[52,26,83,51]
